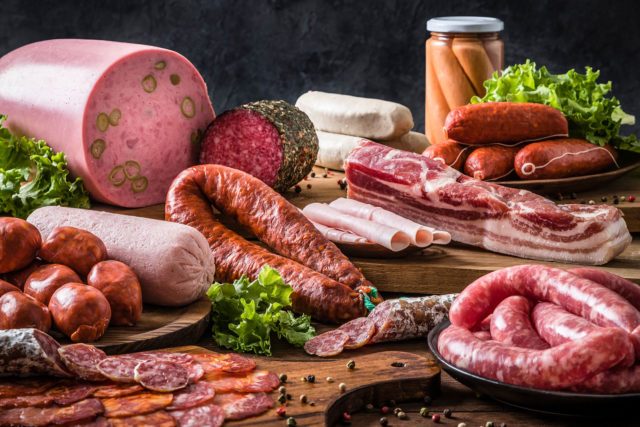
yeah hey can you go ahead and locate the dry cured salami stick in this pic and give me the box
[438,324,630,390]
[0,328,71,378]
[489,296,549,350]
[166,164,367,322]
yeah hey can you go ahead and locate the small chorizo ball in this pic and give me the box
[39,227,107,276]
[0,279,21,298]
[2,260,44,290]
[87,261,142,326]
[0,291,52,332]
[48,283,111,342]
[24,264,82,305]
[0,218,42,273]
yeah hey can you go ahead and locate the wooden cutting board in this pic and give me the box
[174,346,440,426]
[54,297,211,355]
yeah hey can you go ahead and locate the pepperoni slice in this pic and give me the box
[48,383,98,405]
[188,363,204,383]
[97,356,139,383]
[58,343,107,381]
[192,352,256,374]
[107,410,175,427]
[0,398,104,426]
[203,370,280,393]
[0,394,54,409]
[102,392,173,418]
[93,384,144,398]
[213,392,274,420]
[167,381,216,410]
[169,403,224,427]
[134,360,189,392]
[338,317,376,350]
[303,329,349,357]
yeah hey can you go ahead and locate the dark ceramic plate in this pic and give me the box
[427,320,640,417]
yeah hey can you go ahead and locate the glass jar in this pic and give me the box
[425,17,504,144]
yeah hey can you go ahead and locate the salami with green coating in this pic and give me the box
[200,100,318,192]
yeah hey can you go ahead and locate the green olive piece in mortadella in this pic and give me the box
[154,60,167,70]
[123,160,141,180]
[142,75,157,93]
[181,97,196,118]
[91,139,106,159]
[170,74,181,85]
[96,113,110,132]
[131,176,148,193]
[108,109,121,126]
[109,166,126,187]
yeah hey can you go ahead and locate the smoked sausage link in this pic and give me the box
[464,145,518,180]
[444,102,568,145]
[514,139,618,180]
[24,264,82,305]
[87,261,142,326]
[421,140,469,171]
[48,283,111,342]
[438,324,630,390]
[0,218,41,273]
[0,291,51,332]
[165,164,367,322]
[0,279,20,298]
[489,296,548,349]
[39,227,108,276]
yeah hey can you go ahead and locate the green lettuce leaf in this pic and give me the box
[472,60,640,152]
[0,116,90,218]
[206,265,315,356]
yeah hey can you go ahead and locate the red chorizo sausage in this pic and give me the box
[567,268,640,311]
[489,296,548,349]
[87,261,142,326]
[463,145,518,180]
[165,164,367,323]
[0,218,41,273]
[0,280,20,297]
[421,140,469,171]
[0,291,51,332]
[444,102,568,145]
[24,264,82,305]
[39,227,108,276]
[2,260,44,290]
[438,324,629,390]
[514,139,618,179]
[48,283,111,342]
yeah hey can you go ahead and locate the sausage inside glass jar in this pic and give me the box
[87,260,142,326]
[0,217,42,273]
[39,226,108,277]
[0,291,52,332]
[48,283,111,342]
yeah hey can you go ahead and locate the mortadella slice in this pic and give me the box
[0,39,215,207]
[329,198,451,246]
[302,203,411,251]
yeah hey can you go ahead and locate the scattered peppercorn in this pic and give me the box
[366,403,375,411]
[613,198,620,205]
[306,375,315,383]
[343,412,352,422]
[278,386,286,394]
[326,376,334,383]
[423,395,433,405]
[588,200,596,205]
[279,373,287,383]
[458,423,467,427]
[390,362,406,367]
[310,172,316,178]
[601,196,608,202]
[294,185,301,193]
[276,406,287,417]
[380,406,390,415]
[306,183,312,189]
[310,402,316,406]
[443,408,452,418]
[299,394,307,404]
[397,411,408,420]
[379,417,389,426]
[621,196,627,202]
[287,416,297,426]
[339,383,347,393]
[629,195,636,202]
[420,407,429,417]
[432,413,441,423]
[277,394,286,404]
[323,173,328,178]
[499,423,507,427]
[300,377,306,382]
[393,408,402,415]
[286,394,292,400]
[346,360,356,370]
[486,421,494,427]
[339,179,348,190]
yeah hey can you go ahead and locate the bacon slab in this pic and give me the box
[344,141,631,265]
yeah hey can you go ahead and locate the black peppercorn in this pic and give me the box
[306,374,315,383]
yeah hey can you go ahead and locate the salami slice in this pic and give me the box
[102,392,173,418]
[167,381,216,411]
[213,392,274,420]
[0,328,71,377]
[48,383,98,405]
[133,352,193,365]
[58,343,107,381]
[0,379,59,398]
[187,362,205,383]
[97,356,139,383]
[0,394,54,409]
[0,398,104,426]
[338,317,376,350]
[93,383,144,398]
[303,329,349,357]
[133,360,189,392]
[192,352,256,374]
[169,403,225,427]
[203,370,280,393]
[107,410,176,427]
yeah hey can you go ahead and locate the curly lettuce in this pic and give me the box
[472,60,639,152]
[0,116,90,218]
[206,265,315,356]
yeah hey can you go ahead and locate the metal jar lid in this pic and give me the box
[426,16,504,33]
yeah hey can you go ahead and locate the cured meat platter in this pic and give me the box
[428,321,640,416]
[54,298,211,355]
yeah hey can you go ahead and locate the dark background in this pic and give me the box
[1,0,639,134]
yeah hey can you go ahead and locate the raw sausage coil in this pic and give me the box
[165,164,367,322]
[489,296,548,350]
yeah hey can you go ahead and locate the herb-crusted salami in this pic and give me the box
[0,328,71,377]
[200,100,318,192]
